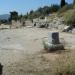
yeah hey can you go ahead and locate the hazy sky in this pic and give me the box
[0,0,73,15]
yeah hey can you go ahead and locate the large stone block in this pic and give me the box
[48,31,60,44]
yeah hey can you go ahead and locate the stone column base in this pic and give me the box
[43,38,64,51]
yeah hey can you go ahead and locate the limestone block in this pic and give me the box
[48,32,60,44]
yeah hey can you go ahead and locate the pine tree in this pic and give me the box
[61,0,66,8]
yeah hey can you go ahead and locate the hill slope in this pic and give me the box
[0,14,10,20]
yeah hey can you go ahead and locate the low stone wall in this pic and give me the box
[11,20,22,29]
[25,20,33,27]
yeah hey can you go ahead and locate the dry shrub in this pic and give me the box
[52,49,75,75]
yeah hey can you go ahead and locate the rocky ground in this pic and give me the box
[0,27,75,75]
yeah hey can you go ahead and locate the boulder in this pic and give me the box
[62,26,72,32]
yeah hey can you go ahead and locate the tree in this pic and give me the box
[73,0,75,8]
[61,0,66,8]
[50,5,60,13]
[24,4,60,20]
[73,0,75,4]
[10,11,18,21]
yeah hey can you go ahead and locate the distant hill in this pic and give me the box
[0,14,10,20]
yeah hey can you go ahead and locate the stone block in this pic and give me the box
[48,31,60,44]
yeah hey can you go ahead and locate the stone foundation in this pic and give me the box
[43,32,64,51]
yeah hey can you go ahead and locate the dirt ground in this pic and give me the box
[0,27,75,75]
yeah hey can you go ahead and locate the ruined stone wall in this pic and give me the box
[11,20,22,28]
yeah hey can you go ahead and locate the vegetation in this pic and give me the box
[0,19,10,25]
[53,49,75,75]
[58,4,72,14]
[10,11,19,21]
[24,5,60,20]
[64,10,75,26]
[73,0,75,8]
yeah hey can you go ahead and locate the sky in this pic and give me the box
[0,0,73,15]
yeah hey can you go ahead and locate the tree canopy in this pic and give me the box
[10,11,18,21]
[24,5,60,20]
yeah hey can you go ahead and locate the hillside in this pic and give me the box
[0,14,10,20]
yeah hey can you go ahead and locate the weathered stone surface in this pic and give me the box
[62,26,72,32]
[72,28,75,34]
[33,18,49,28]
[25,20,33,26]
[48,32,60,44]
[0,24,10,29]
[43,42,64,51]
[11,20,22,28]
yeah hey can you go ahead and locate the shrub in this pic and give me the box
[73,0,75,8]
[10,11,19,21]
[64,10,75,26]
[73,4,75,9]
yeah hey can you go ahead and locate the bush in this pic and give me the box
[64,10,75,26]
[73,0,75,8]
[73,4,75,9]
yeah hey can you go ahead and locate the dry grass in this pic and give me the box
[51,49,75,75]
